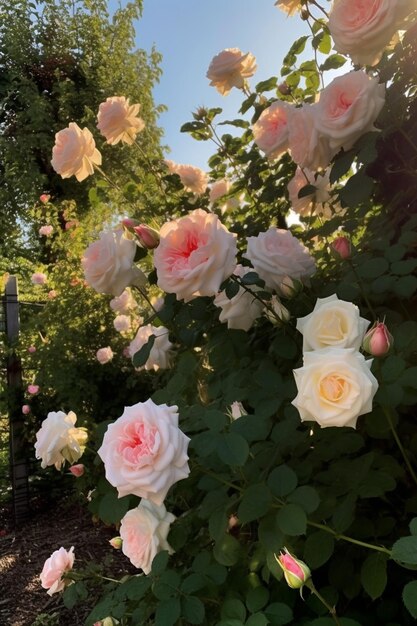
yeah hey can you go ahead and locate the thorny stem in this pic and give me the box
[383,406,417,488]
[306,520,392,556]
[230,275,281,321]
[305,579,341,625]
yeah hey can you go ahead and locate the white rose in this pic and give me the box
[129,324,173,371]
[96,346,114,364]
[292,348,378,428]
[207,48,257,95]
[296,294,370,351]
[228,401,248,421]
[34,411,87,470]
[287,167,331,217]
[213,265,265,331]
[288,105,334,171]
[315,71,385,152]
[82,228,146,297]
[252,101,293,160]
[120,500,175,574]
[113,315,131,333]
[244,228,316,294]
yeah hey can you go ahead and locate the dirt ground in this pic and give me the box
[0,499,129,626]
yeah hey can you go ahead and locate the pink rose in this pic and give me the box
[362,321,393,356]
[252,101,293,160]
[165,161,208,195]
[96,347,114,364]
[98,399,190,504]
[128,324,172,371]
[27,384,39,394]
[207,48,257,95]
[69,464,85,478]
[22,405,31,415]
[133,225,160,249]
[31,272,47,285]
[154,209,237,302]
[120,500,175,574]
[287,167,330,217]
[315,71,385,153]
[110,289,137,314]
[28,345,36,354]
[328,0,415,67]
[288,105,333,171]
[40,547,75,595]
[213,265,265,331]
[244,228,316,293]
[276,548,311,589]
[113,315,131,333]
[39,193,51,204]
[97,96,145,145]
[209,179,231,203]
[51,122,102,182]
[65,220,79,230]
[48,290,58,299]
[82,228,146,296]
[39,225,53,237]
[274,0,303,16]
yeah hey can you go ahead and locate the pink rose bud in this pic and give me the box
[27,384,40,395]
[39,194,51,204]
[362,321,393,357]
[109,537,123,550]
[121,217,140,229]
[133,224,160,249]
[275,548,311,589]
[48,290,58,299]
[22,405,31,415]
[28,345,36,354]
[278,82,290,96]
[331,236,351,260]
[69,464,85,478]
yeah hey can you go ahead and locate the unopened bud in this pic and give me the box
[133,224,160,249]
[109,537,123,550]
[39,193,51,204]
[22,405,30,415]
[331,236,351,260]
[121,217,140,229]
[228,401,247,421]
[69,464,85,478]
[278,82,291,96]
[362,321,393,357]
[275,548,311,589]
[193,106,209,121]
[102,619,119,626]
[279,277,302,299]
[264,295,290,326]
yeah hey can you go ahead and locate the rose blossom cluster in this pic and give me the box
[292,294,378,429]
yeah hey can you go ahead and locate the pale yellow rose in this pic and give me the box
[275,0,303,16]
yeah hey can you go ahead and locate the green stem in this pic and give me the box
[307,520,392,556]
[305,580,340,625]
[348,261,377,319]
[383,406,417,488]
[193,463,243,492]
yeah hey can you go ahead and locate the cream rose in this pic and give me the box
[209,179,231,203]
[207,47,257,95]
[97,96,145,145]
[165,161,208,195]
[292,348,378,428]
[296,294,370,351]
[154,209,237,302]
[110,289,137,314]
[34,411,87,470]
[287,167,331,217]
[275,0,303,16]
[315,71,385,152]
[244,228,316,294]
[252,101,292,160]
[51,122,102,182]
[40,547,75,595]
[82,228,146,297]
[288,105,334,171]
[96,346,114,364]
[213,265,265,331]
[120,500,175,574]
[328,0,416,67]
[98,399,190,505]
[129,324,173,371]
[113,315,131,333]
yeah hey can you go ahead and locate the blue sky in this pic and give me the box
[112,0,306,168]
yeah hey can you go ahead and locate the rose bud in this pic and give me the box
[27,384,40,394]
[121,217,140,229]
[133,224,160,249]
[28,345,36,354]
[264,295,290,326]
[22,405,31,415]
[331,236,351,260]
[69,464,85,478]
[39,194,51,204]
[275,548,311,589]
[278,82,291,96]
[362,321,393,357]
[109,537,123,550]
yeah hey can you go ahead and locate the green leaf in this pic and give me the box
[332,493,356,533]
[153,570,181,600]
[357,258,389,280]
[393,275,417,298]
[410,518,417,535]
[98,491,131,525]
[392,536,417,565]
[218,119,250,128]
[217,433,249,466]
[214,534,242,566]
[304,531,335,569]
[240,93,257,114]
[360,553,388,599]
[288,486,320,513]
[182,596,205,624]
[246,586,269,613]
[330,150,355,183]
[403,581,417,618]
[181,573,207,594]
[155,597,181,626]
[238,484,272,524]
[63,582,88,609]
[339,172,374,207]
[265,602,293,626]
[246,614,269,626]
[152,550,170,575]
[268,465,298,497]
[256,76,278,93]
[298,184,316,199]
[225,280,240,299]
[221,599,247,622]
[320,54,347,71]
[276,504,307,536]
[132,334,156,368]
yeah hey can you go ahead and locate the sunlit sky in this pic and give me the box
[109,0,305,168]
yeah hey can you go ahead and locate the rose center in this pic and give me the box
[319,374,348,402]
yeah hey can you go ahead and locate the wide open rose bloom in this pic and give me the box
[98,399,190,505]
[35,411,87,470]
[252,101,292,160]
[40,546,74,595]
[96,346,114,364]
[209,179,231,203]
[51,122,102,182]
[97,96,145,145]
[120,499,175,574]
[165,160,208,195]
[154,209,237,302]
[207,48,257,96]
[288,105,334,171]
[292,348,378,429]
[82,228,146,296]
[214,265,265,331]
[315,71,385,153]
[129,324,173,371]
[297,294,370,351]
[328,0,416,67]
[244,228,316,294]
[287,167,331,217]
